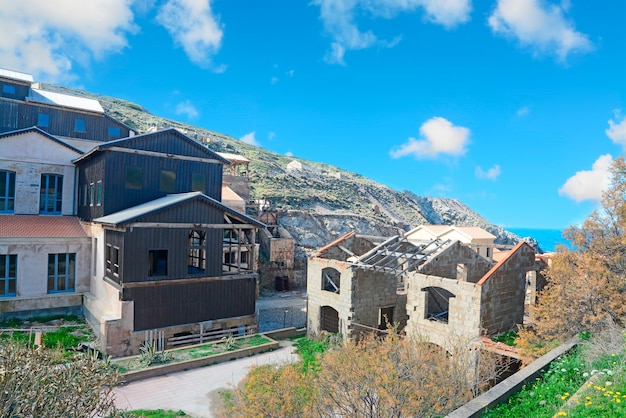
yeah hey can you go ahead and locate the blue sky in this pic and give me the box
[1,0,625,229]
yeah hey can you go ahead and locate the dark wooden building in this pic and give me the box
[74,128,228,219]
[94,192,263,331]
[0,69,132,140]
[74,128,264,354]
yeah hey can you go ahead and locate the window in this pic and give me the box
[0,170,15,213]
[106,245,119,280]
[2,85,15,95]
[125,166,143,190]
[0,255,17,297]
[456,263,467,281]
[37,113,49,128]
[74,118,86,133]
[423,286,455,323]
[322,267,341,294]
[47,253,75,293]
[160,170,176,192]
[149,250,168,276]
[486,247,491,258]
[82,184,88,207]
[108,127,121,137]
[96,181,102,206]
[39,174,63,214]
[188,230,206,274]
[192,173,206,193]
[89,183,95,206]
[379,306,394,330]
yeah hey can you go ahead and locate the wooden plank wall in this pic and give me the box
[0,99,131,140]
[124,277,256,330]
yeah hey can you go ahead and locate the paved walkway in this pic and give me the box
[113,341,299,417]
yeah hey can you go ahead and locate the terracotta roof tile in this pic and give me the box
[0,215,88,238]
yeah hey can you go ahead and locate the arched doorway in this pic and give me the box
[320,305,339,333]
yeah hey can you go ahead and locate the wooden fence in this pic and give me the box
[166,324,258,347]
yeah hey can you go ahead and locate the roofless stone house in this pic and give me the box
[307,228,539,353]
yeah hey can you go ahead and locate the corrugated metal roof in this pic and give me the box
[74,128,231,164]
[95,192,202,225]
[29,88,104,113]
[0,215,88,238]
[94,191,265,228]
[217,152,250,163]
[0,68,33,83]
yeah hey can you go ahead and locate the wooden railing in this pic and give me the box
[166,324,258,347]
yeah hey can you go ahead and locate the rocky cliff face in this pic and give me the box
[44,83,523,251]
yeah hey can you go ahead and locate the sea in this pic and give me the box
[507,228,569,253]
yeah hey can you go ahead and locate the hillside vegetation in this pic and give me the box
[44,83,520,249]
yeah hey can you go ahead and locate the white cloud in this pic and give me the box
[516,106,530,117]
[286,69,295,77]
[271,77,279,85]
[488,0,592,61]
[268,131,276,140]
[475,164,501,180]
[156,0,224,71]
[416,0,473,27]
[606,111,626,147]
[240,131,260,146]
[0,0,137,81]
[390,117,470,159]
[175,100,199,119]
[313,0,471,65]
[559,154,612,202]
[285,151,294,157]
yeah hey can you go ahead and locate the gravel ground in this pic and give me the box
[256,290,308,333]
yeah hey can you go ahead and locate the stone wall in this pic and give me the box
[405,273,482,351]
[258,227,296,290]
[351,268,407,333]
[307,257,352,337]
[420,242,492,283]
[480,243,537,334]
[307,256,408,339]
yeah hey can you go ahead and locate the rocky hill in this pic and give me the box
[43,83,522,251]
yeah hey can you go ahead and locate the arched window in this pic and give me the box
[422,287,455,323]
[322,267,341,293]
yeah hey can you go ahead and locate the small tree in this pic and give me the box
[0,340,120,417]
[518,157,626,358]
[221,331,506,417]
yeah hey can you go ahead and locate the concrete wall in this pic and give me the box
[405,273,482,352]
[420,242,492,284]
[222,175,250,201]
[258,227,296,289]
[0,236,91,315]
[480,244,537,335]
[0,131,79,215]
[351,268,408,333]
[307,257,353,337]
[307,256,407,339]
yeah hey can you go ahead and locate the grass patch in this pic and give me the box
[113,334,274,373]
[483,348,587,417]
[484,332,626,418]
[492,331,518,347]
[0,315,94,357]
[294,335,332,373]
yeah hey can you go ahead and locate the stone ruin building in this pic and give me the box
[307,227,541,354]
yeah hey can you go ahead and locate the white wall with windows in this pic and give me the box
[0,237,90,313]
[0,130,79,215]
